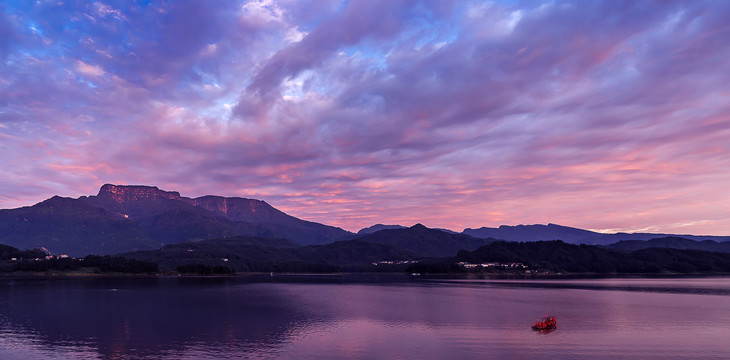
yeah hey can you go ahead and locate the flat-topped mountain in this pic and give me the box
[0,184,351,255]
[98,184,182,202]
[463,223,598,243]
[81,185,196,220]
[83,185,296,224]
[83,185,350,246]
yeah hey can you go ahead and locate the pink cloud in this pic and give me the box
[1,0,729,236]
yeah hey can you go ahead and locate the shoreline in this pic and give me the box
[2,271,730,279]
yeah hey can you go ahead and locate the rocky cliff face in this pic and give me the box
[183,195,353,246]
[186,195,287,224]
[93,186,279,223]
[81,184,189,220]
[97,184,182,203]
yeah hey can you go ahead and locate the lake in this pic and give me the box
[1,275,729,359]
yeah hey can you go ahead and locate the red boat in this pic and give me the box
[532,316,557,330]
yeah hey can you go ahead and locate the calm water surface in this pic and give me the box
[1,275,729,359]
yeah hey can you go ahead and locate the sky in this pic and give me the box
[1,0,729,235]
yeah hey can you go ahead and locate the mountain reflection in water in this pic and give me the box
[1,275,729,359]
[1,277,311,359]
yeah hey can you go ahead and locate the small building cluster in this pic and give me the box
[456,261,527,269]
[11,254,70,261]
[371,260,419,266]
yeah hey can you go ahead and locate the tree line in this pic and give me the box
[407,240,730,274]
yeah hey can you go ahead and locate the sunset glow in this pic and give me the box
[1,1,729,234]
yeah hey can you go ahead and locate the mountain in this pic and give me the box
[80,184,188,220]
[132,208,277,244]
[357,224,407,235]
[5,185,729,258]
[355,224,495,257]
[0,184,352,256]
[463,223,730,246]
[181,195,349,246]
[605,237,730,253]
[0,196,157,255]
[463,223,597,243]
[587,232,730,245]
[84,185,351,245]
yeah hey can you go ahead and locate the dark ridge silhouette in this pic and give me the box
[354,223,496,257]
[356,224,407,235]
[605,237,730,253]
[463,223,730,245]
[2,185,729,258]
[463,223,600,243]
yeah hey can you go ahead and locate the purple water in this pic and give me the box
[1,276,728,359]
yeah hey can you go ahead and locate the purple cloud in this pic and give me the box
[1,0,730,235]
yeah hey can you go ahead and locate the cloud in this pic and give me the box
[94,2,127,22]
[0,5,17,59]
[1,0,730,235]
[233,0,418,120]
[76,60,106,77]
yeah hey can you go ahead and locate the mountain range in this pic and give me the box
[463,223,730,245]
[604,237,730,253]
[1,184,729,258]
[0,184,350,255]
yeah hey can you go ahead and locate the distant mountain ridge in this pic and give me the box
[357,224,407,235]
[0,184,351,255]
[463,223,596,243]
[2,185,730,258]
[463,223,730,246]
[355,224,496,257]
[605,237,730,253]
